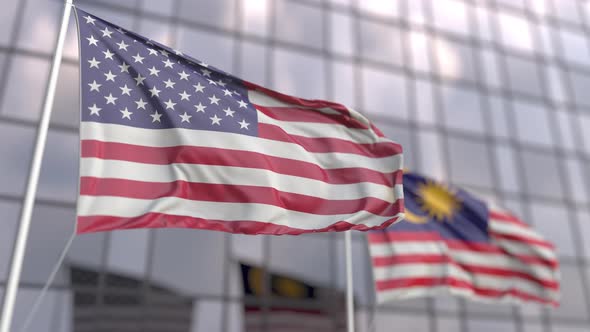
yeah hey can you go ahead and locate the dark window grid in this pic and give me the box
[0,0,30,117]
[419,0,474,331]
[1,1,590,330]
[320,1,352,331]
[4,20,590,117]
[2,261,590,328]
[29,0,590,111]
[286,0,590,87]
[546,0,590,327]
[396,0,441,330]
[490,0,590,331]
[260,0,279,331]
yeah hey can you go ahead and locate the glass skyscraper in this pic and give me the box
[1,0,589,331]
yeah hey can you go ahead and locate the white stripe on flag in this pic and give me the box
[78,196,404,230]
[80,123,403,173]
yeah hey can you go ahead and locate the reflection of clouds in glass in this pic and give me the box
[531,0,548,16]
[435,40,460,81]
[409,31,430,73]
[243,0,267,17]
[432,0,468,36]
[242,0,268,36]
[498,12,533,52]
[407,0,425,25]
[358,0,399,18]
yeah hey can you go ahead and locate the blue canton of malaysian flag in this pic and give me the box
[74,8,405,235]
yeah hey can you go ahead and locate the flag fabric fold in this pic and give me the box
[74,8,404,235]
[368,173,560,306]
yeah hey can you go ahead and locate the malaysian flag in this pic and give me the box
[73,8,404,235]
[241,263,346,331]
[368,172,559,305]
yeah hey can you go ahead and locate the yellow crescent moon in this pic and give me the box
[404,207,429,224]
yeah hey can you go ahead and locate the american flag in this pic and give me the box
[74,8,404,235]
[368,173,559,306]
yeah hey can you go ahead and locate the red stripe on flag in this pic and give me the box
[367,232,558,268]
[77,213,403,235]
[492,233,555,249]
[258,123,402,157]
[375,277,559,306]
[81,140,402,187]
[256,105,369,129]
[372,254,558,289]
[244,81,352,115]
[80,177,404,217]
[489,210,529,227]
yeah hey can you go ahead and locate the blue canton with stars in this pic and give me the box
[76,8,258,136]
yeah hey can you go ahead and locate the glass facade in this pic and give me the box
[1,0,589,331]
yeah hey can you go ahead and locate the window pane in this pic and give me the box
[358,0,400,18]
[529,201,575,257]
[512,100,553,147]
[275,0,323,50]
[497,12,534,53]
[179,0,235,30]
[431,0,469,37]
[331,60,356,107]
[359,20,403,66]
[1,55,51,121]
[468,319,516,332]
[273,49,326,99]
[240,0,269,37]
[553,0,582,25]
[521,149,565,200]
[569,71,590,108]
[559,28,590,67]
[361,66,407,119]
[418,130,446,181]
[330,12,354,57]
[440,84,485,134]
[177,29,235,72]
[505,55,543,98]
[448,136,493,188]
[0,201,18,281]
[374,313,431,331]
[0,0,19,46]
[435,38,476,83]
[0,123,34,196]
[549,265,589,319]
[494,144,520,193]
[151,230,226,295]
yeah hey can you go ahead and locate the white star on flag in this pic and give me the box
[88,104,101,116]
[180,112,192,123]
[210,114,222,125]
[120,107,132,119]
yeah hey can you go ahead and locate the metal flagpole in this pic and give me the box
[345,231,355,332]
[0,0,73,331]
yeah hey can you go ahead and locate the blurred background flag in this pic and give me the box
[74,8,404,236]
[368,172,559,306]
[240,263,346,332]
